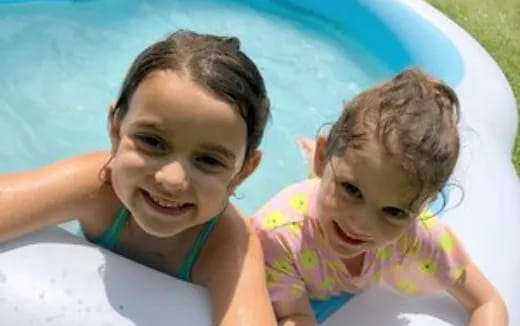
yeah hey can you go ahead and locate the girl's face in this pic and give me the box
[314,137,426,259]
[109,71,256,238]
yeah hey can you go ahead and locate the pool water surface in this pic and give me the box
[0,0,395,233]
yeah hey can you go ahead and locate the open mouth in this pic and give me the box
[332,221,367,246]
[141,190,194,217]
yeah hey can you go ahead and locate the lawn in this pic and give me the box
[426,0,520,174]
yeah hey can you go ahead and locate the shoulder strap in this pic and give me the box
[96,207,129,250]
[176,217,219,282]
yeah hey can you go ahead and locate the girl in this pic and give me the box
[253,69,507,325]
[0,30,276,326]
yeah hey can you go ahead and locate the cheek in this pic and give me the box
[110,151,150,193]
[318,184,349,219]
[192,171,234,200]
[115,140,149,173]
[374,222,411,246]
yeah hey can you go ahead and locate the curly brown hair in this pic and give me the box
[327,69,460,207]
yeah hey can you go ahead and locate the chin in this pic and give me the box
[328,241,361,258]
[135,218,184,239]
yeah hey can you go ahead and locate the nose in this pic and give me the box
[346,206,376,237]
[154,160,189,193]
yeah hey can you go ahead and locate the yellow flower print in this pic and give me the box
[329,261,344,273]
[261,211,287,230]
[309,293,327,300]
[419,259,438,276]
[420,211,438,230]
[374,271,383,282]
[290,284,304,298]
[392,263,403,273]
[287,222,304,235]
[290,194,309,214]
[396,279,417,295]
[300,249,320,269]
[319,277,336,292]
[377,247,393,262]
[266,267,278,286]
[273,257,295,275]
[440,232,456,253]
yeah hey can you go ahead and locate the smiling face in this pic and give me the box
[314,137,427,259]
[109,70,252,238]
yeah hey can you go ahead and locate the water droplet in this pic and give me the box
[0,271,6,283]
[39,292,46,300]
[45,314,64,322]
[49,278,56,284]
[77,299,83,305]
[97,264,106,276]
[65,288,73,296]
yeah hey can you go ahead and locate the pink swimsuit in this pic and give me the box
[252,179,469,301]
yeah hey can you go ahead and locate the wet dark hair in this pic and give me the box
[112,30,270,162]
[327,69,460,207]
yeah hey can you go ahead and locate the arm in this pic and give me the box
[448,262,508,326]
[197,206,277,326]
[274,297,317,326]
[0,151,111,242]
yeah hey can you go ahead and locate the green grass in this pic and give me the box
[426,0,520,174]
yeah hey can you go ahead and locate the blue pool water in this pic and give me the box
[1,1,463,322]
[0,0,396,222]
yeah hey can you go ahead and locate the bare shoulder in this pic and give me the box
[213,204,259,253]
[195,204,277,326]
[45,151,122,239]
[195,204,262,282]
[0,151,119,242]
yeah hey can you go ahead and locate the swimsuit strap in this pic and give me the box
[96,207,219,283]
[95,207,129,250]
[176,217,220,282]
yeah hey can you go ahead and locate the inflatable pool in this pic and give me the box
[1,0,518,325]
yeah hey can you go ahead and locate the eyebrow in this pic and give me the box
[133,120,167,132]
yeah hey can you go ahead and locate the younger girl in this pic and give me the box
[0,30,276,326]
[253,69,507,325]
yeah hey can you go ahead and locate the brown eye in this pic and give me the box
[341,182,362,199]
[197,155,224,167]
[136,134,167,151]
[382,207,409,220]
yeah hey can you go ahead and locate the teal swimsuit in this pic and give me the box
[95,207,219,282]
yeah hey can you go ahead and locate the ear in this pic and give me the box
[108,102,121,155]
[314,135,328,178]
[229,150,262,193]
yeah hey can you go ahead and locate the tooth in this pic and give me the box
[149,193,183,208]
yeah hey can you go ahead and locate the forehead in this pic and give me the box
[125,71,247,152]
[331,141,423,211]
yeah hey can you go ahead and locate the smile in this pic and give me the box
[149,192,186,208]
[141,190,194,217]
[332,221,368,247]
